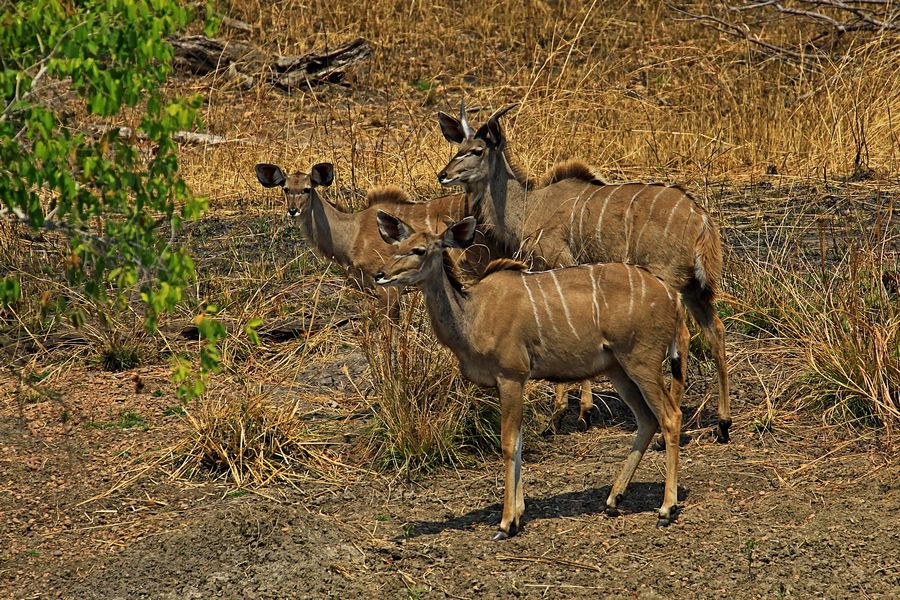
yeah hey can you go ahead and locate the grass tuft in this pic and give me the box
[173,391,344,487]
[357,298,500,475]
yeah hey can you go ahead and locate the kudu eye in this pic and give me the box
[411,247,426,256]
[471,148,484,156]
[301,187,311,194]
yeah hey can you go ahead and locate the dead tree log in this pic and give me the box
[272,38,372,89]
[170,35,372,90]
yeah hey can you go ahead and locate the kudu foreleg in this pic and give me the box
[494,377,526,541]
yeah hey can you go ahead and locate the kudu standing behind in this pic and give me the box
[374,212,689,539]
[436,104,731,443]
[255,162,480,320]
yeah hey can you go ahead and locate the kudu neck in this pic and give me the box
[418,253,469,349]
[303,191,357,265]
[472,145,529,252]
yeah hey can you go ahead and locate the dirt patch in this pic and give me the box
[2,359,897,599]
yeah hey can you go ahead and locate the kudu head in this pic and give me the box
[255,162,335,218]
[373,211,476,287]
[436,101,517,187]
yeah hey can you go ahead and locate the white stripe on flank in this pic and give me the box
[589,265,601,326]
[577,186,600,245]
[626,267,635,318]
[661,196,682,239]
[634,186,667,257]
[567,187,589,250]
[595,185,620,249]
[639,270,646,305]
[595,266,610,312]
[521,274,546,347]
[550,270,580,339]
[623,184,647,262]
[534,278,560,333]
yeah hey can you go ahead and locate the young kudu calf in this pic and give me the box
[436,103,732,443]
[255,162,475,320]
[374,212,689,540]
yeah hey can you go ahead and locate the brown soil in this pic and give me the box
[2,357,897,599]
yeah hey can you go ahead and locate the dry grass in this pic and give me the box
[4,1,900,487]
[726,192,899,435]
[172,389,349,487]
[181,0,900,207]
[356,297,501,474]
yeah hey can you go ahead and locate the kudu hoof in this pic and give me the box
[577,405,599,432]
[716,419,732,444]
[492,522,518,541]
[656,506,679,528]
[651,436,666,452]
[605,506,621,518]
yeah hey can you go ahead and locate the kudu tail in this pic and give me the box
[668,297,689,389]
[692,212,723,300]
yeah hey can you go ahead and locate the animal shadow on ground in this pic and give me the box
[398,484,690,540]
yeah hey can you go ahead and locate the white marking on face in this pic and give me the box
[550,270,580,339]
[521,274,546,347]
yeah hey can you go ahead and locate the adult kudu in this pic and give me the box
[255,161,478,320]
[436,103,732,443]
[374,212,689,539]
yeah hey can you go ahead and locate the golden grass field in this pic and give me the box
[1,1,899,597]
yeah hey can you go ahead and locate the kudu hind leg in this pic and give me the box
[549,381,596,433]
[604,366,659,515]
[653,319,690,452]
[626,363,683,525]
[684,293,731,443]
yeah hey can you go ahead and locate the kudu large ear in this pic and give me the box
[437,112,467,144]
[475,103,518,147]
[309,162,335,187]
[441,216,477,249]
[376,210,414,245]
[255,163,286,188]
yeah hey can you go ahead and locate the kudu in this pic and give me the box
[374,211,689,540]
[254,162,476,319]
[436,103,731,443]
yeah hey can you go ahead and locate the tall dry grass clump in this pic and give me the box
[173,391,344,487]
[729,199,899,435]
[357,298,500,474]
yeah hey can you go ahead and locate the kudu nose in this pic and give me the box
[288,208,298,217]
[437,170,447,182]
[374,271,385,281]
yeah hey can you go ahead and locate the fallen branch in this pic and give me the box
[85,125,229,145]
[170,35,372,90]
